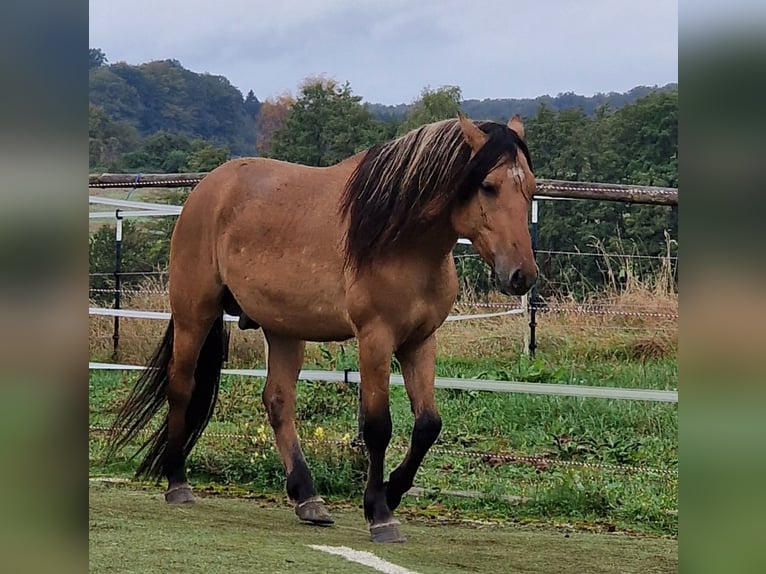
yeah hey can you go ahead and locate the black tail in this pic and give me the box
[105,317,229,480]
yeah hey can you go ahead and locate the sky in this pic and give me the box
[89,0,679,105]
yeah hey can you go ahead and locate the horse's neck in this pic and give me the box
[332,151,367,169]
[403,213,460,265]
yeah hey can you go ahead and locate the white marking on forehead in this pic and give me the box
[507,166,525,181]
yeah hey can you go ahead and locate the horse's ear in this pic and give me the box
[458,112,487,153]
[507,114,525,139]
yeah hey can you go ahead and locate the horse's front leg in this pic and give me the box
[386,334,442,512]
[358,327,405,543]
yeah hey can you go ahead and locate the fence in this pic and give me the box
[89,173,677,356]
[89,173,679,489]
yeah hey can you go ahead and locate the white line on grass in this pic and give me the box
[309,545,419,574]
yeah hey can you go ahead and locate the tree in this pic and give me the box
[255,93,295,156]
[89,104,140,171]
[270,77,383,166]
[89,48,108,69]
[398,85,462,134]
[605,91,678,187]
[121,132,229,173]
[187,142,230,171]
[523,91,678,296]
[89,219,170,303]
[244,90,261,120]
[89,66,144,125]
[368,83,678,123]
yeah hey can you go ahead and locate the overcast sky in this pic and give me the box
[89,0,678,105]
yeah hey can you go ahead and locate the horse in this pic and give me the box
[106,113,538,543]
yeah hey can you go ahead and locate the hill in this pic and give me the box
[89,55,259,156]
[366,84,678,121]
[89,49,675,158]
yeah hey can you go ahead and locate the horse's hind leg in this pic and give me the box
[262,330,333,525]
[385,335,442,512]
[164,308,222,504]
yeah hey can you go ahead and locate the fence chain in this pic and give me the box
[90,287,169,296]
[90,178,204,188]
[89,426,677,478]
[531,305,678,319]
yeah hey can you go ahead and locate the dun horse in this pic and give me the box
[107,114,537,543]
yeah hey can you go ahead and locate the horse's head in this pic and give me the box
[451,114,538,296]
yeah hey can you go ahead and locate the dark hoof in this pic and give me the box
[165,483,195,504]
[370,520,406,543]
[295,496,334,525]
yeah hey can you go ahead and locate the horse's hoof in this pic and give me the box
[165,483,195,504]
[295,496,334,525]
[370,520,406,543]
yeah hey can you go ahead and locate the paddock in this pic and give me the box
[89,172,677,570]
[89,481,677,574]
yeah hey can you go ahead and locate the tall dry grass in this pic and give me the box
[90,246,677,367]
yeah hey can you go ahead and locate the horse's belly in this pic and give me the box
[219,212,353,340]
[256,304,354,342]
[227,279,354,342]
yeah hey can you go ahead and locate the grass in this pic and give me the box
[89,264,678,536]
[89,481,678,574]
[89,349,678,535]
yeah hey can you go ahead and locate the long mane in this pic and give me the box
[339,118,531,270]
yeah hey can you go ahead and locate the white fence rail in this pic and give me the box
[89,306,526,323]
[89,176,678,405]
[89,362,677,403]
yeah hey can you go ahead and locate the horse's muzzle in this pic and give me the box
[498,266,537,296]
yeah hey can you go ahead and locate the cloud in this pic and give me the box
[89,0,678,104]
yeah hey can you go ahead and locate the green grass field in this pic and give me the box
[90,268,678,542]
[89,481,677,574]
[89,349,677,536]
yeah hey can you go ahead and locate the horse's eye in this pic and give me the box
[480,181,497,195]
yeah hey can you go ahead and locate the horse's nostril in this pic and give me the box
[510,269,523,290]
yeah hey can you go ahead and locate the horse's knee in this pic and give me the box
[413,410,441,449]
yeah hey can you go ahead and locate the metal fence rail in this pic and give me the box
[89,172,678,206]
[89,362,678,403]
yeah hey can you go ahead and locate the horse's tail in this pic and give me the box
[105,317,228,480]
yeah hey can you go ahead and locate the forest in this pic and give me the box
[89,49,678,297]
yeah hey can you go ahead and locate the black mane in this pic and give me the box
[339,119,531,270]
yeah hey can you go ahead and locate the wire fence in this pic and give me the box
[88,174,679,504]
[87,189,678,375]
[88,182,678,338]
[87,287,677,320]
